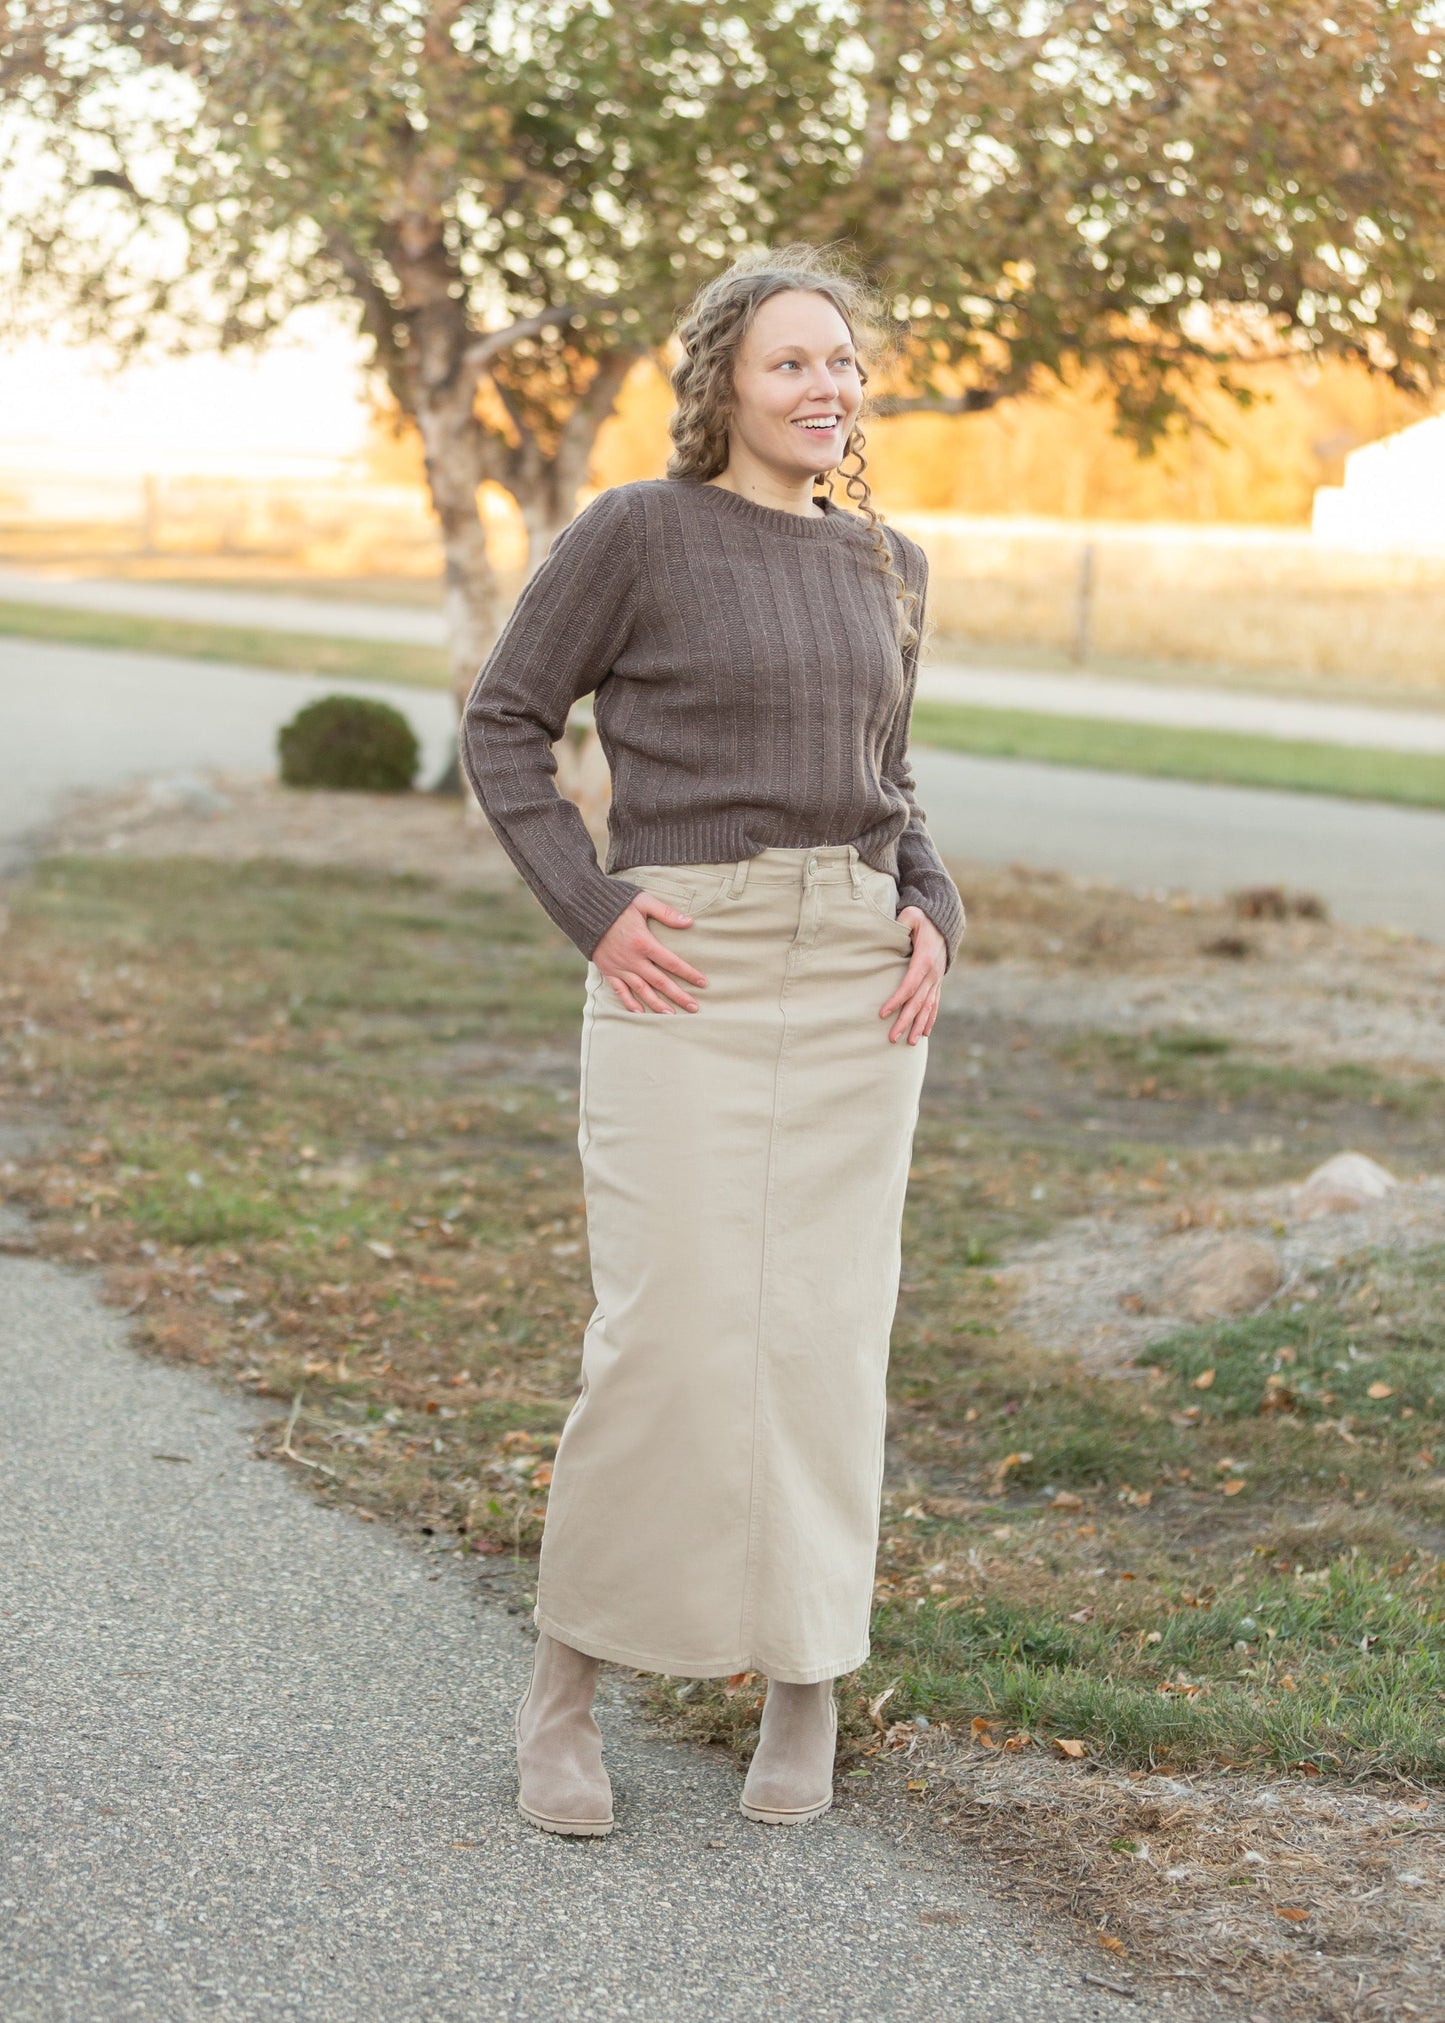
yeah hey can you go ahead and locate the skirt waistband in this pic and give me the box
[622,844,887,892]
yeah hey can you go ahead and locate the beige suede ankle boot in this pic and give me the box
[514,1630,614,1836]
[739,1678,838,1826]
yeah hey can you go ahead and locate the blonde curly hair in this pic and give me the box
[665,242,919,651]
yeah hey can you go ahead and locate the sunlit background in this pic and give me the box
[3,307,1442,688]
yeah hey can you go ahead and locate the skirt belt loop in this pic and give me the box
[727,858,750,898]
[845,844,864,899]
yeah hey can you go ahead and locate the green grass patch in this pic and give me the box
[868,1570,1445,1776]
[911,697,1445,808]
[0,599,451,688]
[1150,1252,1445,1428]
[1063,1026,1445,1121]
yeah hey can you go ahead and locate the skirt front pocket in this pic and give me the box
[610,862,733,919]
[855,865,916,955]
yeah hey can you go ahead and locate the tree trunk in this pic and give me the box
[407,376,504,714]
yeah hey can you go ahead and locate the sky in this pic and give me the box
[0,306,374,479]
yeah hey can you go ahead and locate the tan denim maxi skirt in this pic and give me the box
[535,844,929,1684]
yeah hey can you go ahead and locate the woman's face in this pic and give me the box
[727,288,863,481]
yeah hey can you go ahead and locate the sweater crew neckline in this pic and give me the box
[685,478,858,540]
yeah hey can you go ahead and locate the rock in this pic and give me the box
[1293,1151,1396,1221]
[145,773,230,818]
[1153,1237,1282,1322]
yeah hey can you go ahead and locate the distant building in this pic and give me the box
[1312,412,1445,548]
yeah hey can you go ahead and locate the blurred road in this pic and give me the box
[5,567,1444,751]
[0,566,449,646]
[0,1246,1192,2023]
[912,747,1445,941]
[917,665,1445,753]
[0,637,457,871]
[3,634,1443,939]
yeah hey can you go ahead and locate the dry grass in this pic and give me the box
[862,1736,1445,2021]
[903,515,1445,690]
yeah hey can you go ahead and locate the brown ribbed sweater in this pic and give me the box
[460,476,966,967]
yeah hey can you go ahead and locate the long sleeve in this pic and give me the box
[460,487,646,959]
[879,543,967,970]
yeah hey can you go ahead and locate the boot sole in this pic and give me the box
[739,1792,834,1827]
[518,1800,615,1837]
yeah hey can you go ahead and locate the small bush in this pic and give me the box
[277,695,420,793]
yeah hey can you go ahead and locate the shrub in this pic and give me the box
[277,695,420,793]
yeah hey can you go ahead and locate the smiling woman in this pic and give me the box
[460,242,966,1840]
[716,292,862,489]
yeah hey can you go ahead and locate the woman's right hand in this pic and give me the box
[592,894,710,1014]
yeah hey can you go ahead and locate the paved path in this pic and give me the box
[6,566,1445,751]
[0,637,456,872]
[913,746,1445,942]
[0,567,449,647]
[4,635,1443,940]
[916,665,1445,753]
[0,1248,1189,2023]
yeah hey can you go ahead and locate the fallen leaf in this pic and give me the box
[1191,1368,1216,1390]
[1067,1606,1095,1624]
[1001,1731,1033,1751]
[1050,1490,1084,1512]
[971,1715,997,1748]
[1054,1737,1089,1759]
[722,1670,758,1698]
[868,1683,899,1732]
[1367,1382,1395,1400]
[906,1778,928,1792]
[365,1240,395,1261]
[1274,1905,1311,1922]
[1222,1478,1246,1496]
[1097,1933,1128,1955]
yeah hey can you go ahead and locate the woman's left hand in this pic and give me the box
[879,907,946,1045]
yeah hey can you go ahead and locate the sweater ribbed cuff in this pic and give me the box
[558,870,647,961]
[898,877,966,972]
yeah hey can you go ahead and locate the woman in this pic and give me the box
[461,243,965,1837]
